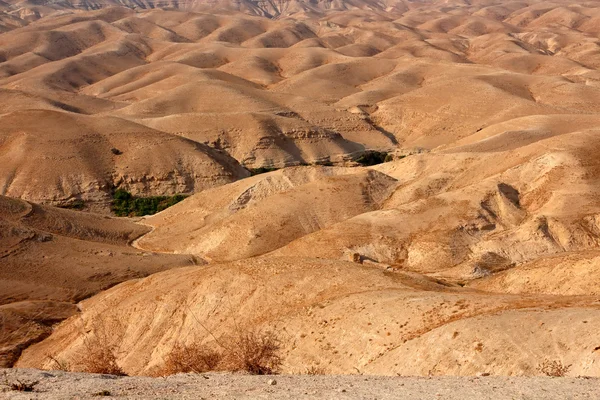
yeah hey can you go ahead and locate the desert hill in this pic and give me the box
[2,0,600,381]
[0,109,249,211]
[0,195,194,367]
[17,257,600,376]
[0,0,598,210]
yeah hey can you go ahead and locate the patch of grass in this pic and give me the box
[111,189,187,217]
[8,380,38,392]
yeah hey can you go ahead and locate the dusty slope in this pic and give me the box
[17,257,600,376]
[137,167,398,260]
[0,195,193,367]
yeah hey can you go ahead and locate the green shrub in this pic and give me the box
[355,151,389,166]
[111,189,187,217]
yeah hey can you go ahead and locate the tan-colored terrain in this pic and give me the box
[1,0,600,382]
[2,369,600,399]
[0,194,194,367]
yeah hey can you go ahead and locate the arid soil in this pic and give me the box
[2,369,600,399]
[1,0,600,385]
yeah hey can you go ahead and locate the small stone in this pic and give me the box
[268,379,277,386]
[476,372,490,377]
[337,388,347,393]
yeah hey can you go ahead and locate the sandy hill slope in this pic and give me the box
[17,257,600,376]
[0,195,193,367]
[0,109,249,211]
[137,166,398,261]
[3,0,600,380]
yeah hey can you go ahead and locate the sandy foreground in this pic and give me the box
[1,369,599,400]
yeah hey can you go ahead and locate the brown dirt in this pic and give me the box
[2,369,600,399]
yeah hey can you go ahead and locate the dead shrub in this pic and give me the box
[303,365,327,375]
[47,355,70,371]
[220,327,282,375]
[162,343,222,375]
[161,326,282,376]
[173,306,283,375]
[538,359,571,377]
[2,372,38,392]
[72,316,127,376]
[8,380,38,392]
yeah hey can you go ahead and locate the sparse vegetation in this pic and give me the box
[2,372,38,392]
[162,343,222,375]
[160,327,282,376]
[111,189,187,217]
[538,359,571,377]
[221,327,282,375]
[354,151,391,166]
[72,317,127,376]
[303,365,327,375]
[47,355,70,371]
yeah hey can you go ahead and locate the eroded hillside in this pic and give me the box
[2,0,600,377]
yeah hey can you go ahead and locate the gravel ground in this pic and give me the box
[1,369,599,399]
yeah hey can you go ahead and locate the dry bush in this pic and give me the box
[2,372,38,392]
[46,355,70,371]
[72,316,127,376]
[220,327,282,375]
[162,343,222,375]
[7,379,38,392]
[161,326,282,376]
[538,359,571,377]
[303,365,327,375]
